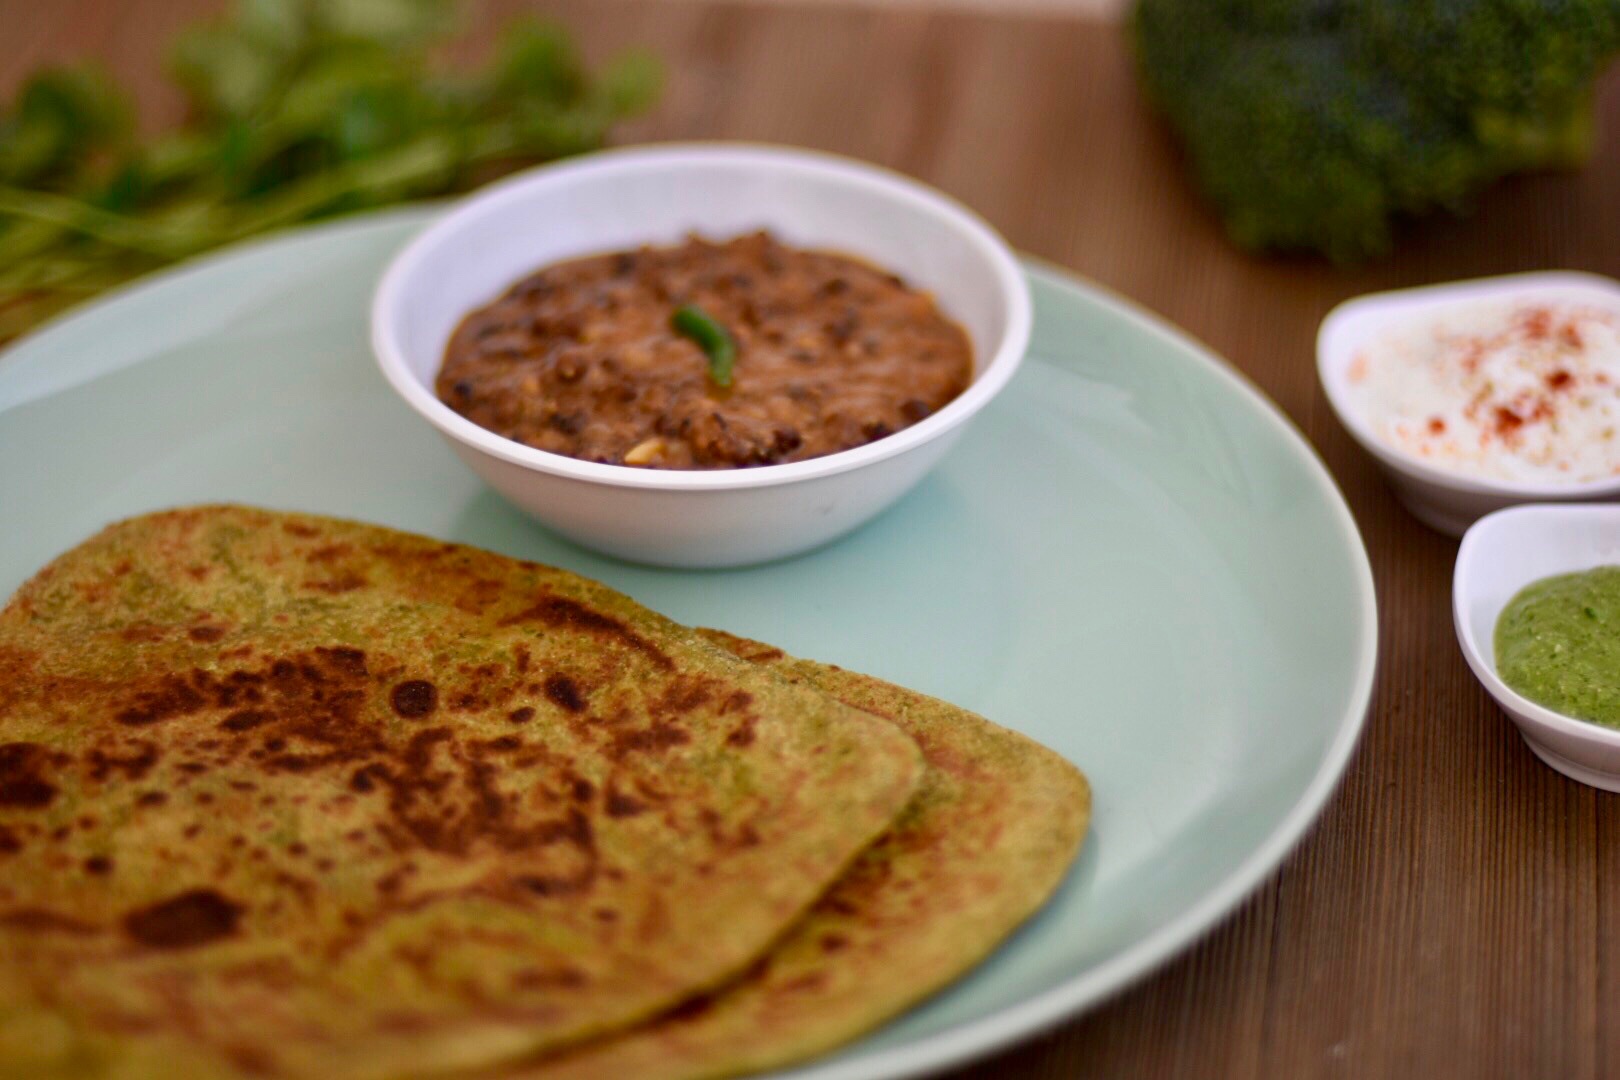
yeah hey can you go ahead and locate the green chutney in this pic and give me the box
[1496,566,1620,728]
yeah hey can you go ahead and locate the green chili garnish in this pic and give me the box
[671,304,736,388]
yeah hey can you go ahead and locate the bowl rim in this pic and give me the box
[1318,270,1620,499]
[1453,502,1620,750]
[371,141,1032,491]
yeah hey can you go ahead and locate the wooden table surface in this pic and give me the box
[6,1,1620,1076]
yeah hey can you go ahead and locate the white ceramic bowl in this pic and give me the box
[372,143,1031,567]
[1454,503,1620,790]
[1319,272,1620,536]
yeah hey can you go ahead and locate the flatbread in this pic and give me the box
[526,630,1090,1080]
[0,508,923,1079]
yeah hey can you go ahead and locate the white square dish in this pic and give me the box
[1320,272,1620,535]
[1455,503,1620,790]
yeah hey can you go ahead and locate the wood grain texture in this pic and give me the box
[3,1,1620,1076]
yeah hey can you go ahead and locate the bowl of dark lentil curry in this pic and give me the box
[437,232,975,470]
[373,144,1031,567]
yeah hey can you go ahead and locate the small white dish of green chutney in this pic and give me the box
[1455,504,1620,791]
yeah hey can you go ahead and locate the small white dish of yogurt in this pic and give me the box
[1319,271,1620,535]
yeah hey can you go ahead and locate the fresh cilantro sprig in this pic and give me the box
[0,0,660,342]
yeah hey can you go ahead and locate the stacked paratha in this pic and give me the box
[0,508,1088,1079]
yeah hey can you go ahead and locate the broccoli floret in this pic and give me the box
[1133,0,1620,262]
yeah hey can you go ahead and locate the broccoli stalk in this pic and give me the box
[1133,0,1620,262]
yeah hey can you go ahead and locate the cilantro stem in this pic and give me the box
[0,186,194,258]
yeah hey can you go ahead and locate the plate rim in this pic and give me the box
[790,259,1380,1080]
[0,209,1379,1079]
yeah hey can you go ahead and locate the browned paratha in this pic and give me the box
[524,630,1090,1080]
[0,507,923,1079]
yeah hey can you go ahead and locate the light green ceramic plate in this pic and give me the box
[0,209,1376,1079]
